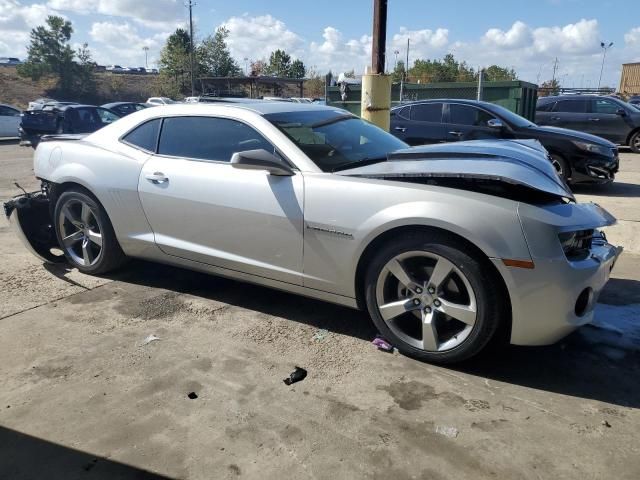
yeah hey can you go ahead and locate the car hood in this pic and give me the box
[337,139,574,201]
[529,125,616,147]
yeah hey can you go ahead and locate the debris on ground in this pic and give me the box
[140,334,161,346]
[435,425,459,438]
[602,420,612,428]
[187,392,198,400]
[312,329,329,342]
[372,335,394,352]
[283,366,307,385]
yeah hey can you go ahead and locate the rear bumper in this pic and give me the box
[494,235,622,346]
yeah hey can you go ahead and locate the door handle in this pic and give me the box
[448,131,463,137]
[394,126,407,133]
[145,172,169,184]
[550,117,561,121]
[588,118,600,122]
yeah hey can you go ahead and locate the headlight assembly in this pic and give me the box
[572,141,611,157]
[558,229,594,260]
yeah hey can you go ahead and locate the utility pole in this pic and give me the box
[477,68,484,101]
[393,50,399,71]
[361,0,391,130]
[598,41,613,90]
[551,57,559,85]
[142,46,149,69]
[244,57,249,76]
[406,38,410,81]
[186,0,196,96]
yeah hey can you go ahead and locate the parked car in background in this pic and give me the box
[0,104,21,138]
[628,95,640,107]
[390,99,619,184]
[20,104,121,147]
[0,57,22,66]
[28,98,58,111]
[146,97,177,106]
[3,103,621,364]
[536,95,640,153]
[101,102,148,117]
[106,65,129,73]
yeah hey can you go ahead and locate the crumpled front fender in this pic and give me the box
[3,192,65,263]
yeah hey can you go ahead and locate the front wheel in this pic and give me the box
[549,154,570,181]
[630,131,640,154]
[364,232,506,364]
[54,189,126,274]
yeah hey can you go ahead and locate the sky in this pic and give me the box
[1,0,639,88]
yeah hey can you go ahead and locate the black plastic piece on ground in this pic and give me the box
[187,392,198,399]
[283,367,307,385]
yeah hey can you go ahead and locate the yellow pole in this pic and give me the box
[361,72,392,131]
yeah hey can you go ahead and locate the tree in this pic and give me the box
[391,60,406,82]
[289,59,306,78]
[304,66,325,97]
[75,43,97,97]
[157,28,192,96]
[17,16,76,93]
[250,59,267,77]
[539,78,560,97]
[483,65,517,82]
[198,26,241,77]
[266,49,292,77]
[409,54,475,83]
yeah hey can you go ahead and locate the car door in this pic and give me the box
[137,115,304,285]
[547,98,590,133]
[392,103,445,145]
[444,103,503,142]
[588,98,631,143]
[0,105,20,137]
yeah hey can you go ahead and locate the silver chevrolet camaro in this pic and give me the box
[4,102,622,363]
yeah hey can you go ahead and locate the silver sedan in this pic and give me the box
[4,103,621,363]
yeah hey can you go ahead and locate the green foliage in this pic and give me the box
[17,15,96,96]
[199,27,241,77]
[483,65,518,82]
[265,49,306,78]
[304,66,325,97]
[391,60,406,82]
[539,78,561,96]
[157,28,193,96]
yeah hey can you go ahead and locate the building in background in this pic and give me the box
[619,63,640,96]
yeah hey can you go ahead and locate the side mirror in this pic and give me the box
[616,108,627,116]
[487,118,504,129]
[231,149,294,176]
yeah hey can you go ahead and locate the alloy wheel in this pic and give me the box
[58,198,103,267]
[550,156,564,176]
[375,251,477,352]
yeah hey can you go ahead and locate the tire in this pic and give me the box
[630,131,640,154]
[54,188,127,274]
[364,231,506,364]
[549,153,570,181]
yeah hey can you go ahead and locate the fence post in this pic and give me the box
[477,68,484,101]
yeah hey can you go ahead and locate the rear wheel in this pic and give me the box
[364,232,505,364]
[54,189,126,274]
[630,131,640,154]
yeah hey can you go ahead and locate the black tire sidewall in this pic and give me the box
[630,132,640,154]
[364,233,502,364]
[54,189,123,274]
[550,154,570,180]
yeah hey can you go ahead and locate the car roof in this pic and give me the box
[537,95,618,102]
[146,102,344,116]
[390,98,499,111]
[102,102,142,107]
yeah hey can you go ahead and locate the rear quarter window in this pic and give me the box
[122,119,161,152]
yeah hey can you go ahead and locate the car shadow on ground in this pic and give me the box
[0,426,174,479]
[573,181,640,198]
[44,259,640,409]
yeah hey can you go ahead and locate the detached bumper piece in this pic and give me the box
[3,191,65,263]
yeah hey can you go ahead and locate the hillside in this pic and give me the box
[0,67,157,109]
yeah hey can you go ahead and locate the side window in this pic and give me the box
[122,119,161,152]
[410,103,443,122]
[97,108,120,124]
[449,104,495,126]
[592,99,621,114]
[536,102,556,112]
[553,100,587,113]
[0,106,19,116]
[158,116,274,162]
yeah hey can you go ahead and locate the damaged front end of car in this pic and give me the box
[3,182,65,263]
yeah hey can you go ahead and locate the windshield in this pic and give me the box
[265,110,408,172]
[485,103,535,128]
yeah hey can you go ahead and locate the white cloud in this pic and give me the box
[0,0,56,57]
[532,18,600,54]
[483,21,532,49]
[47,0,183,30]
[222,14,304,63]
[625,27,640,46]
[89,21,166,66]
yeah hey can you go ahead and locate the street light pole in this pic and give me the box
[244,57,249,76]
[142,46,149,69]
[598,41,613,91]
[186,0,196,96]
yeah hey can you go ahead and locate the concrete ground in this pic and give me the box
[0,140,638,480]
